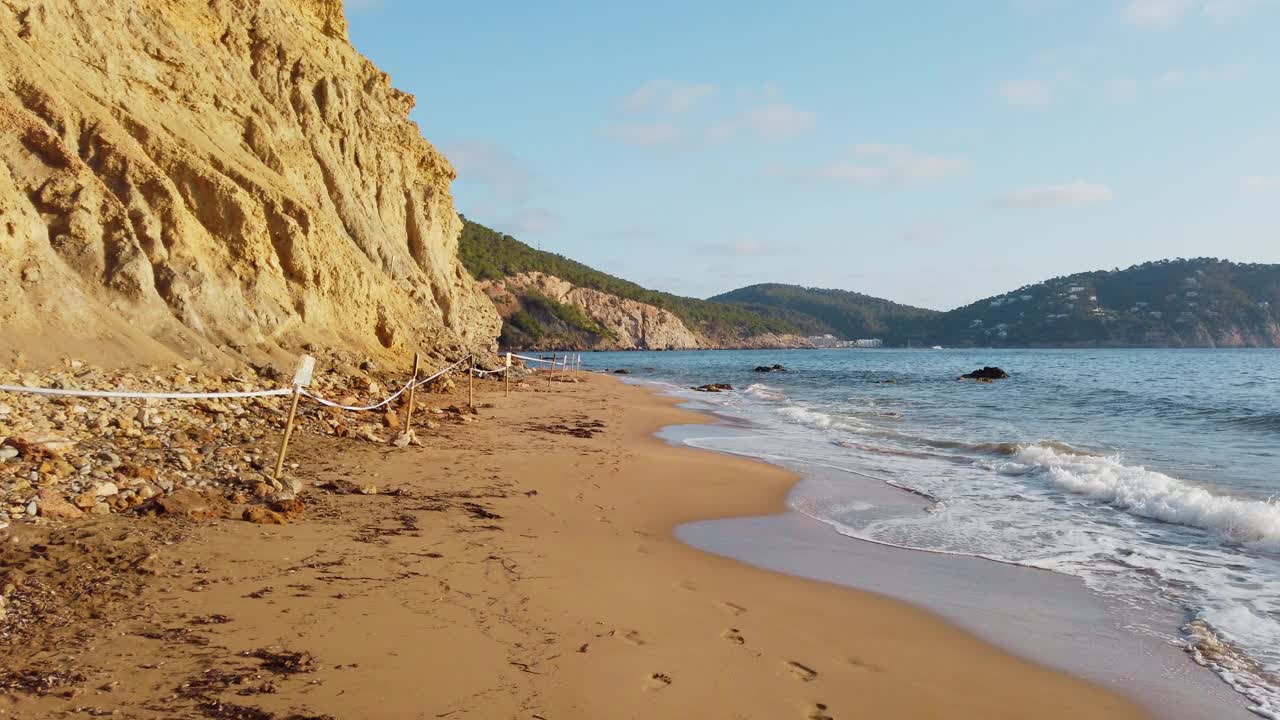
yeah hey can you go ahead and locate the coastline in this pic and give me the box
[3,373,1149,719]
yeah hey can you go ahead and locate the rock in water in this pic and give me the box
[692,383,734,393]
[753,364,787,372]
[613,369,632,375]
[0,0,499,366]
[959,367,1010,381]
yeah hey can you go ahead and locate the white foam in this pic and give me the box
[778,405,868,434]
[744,383,786,402]
[989,445,1280,550]
[1187,607,1280,718]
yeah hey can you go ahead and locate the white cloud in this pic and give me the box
[622,80,716,114]
[995,182,1114,208]
[747,102,816,140]
[605,122,680,147]
[1123,0,1196,28]
[1122,0,1269,28]
[999,79,1053,107]
[505,208,562,235]
[704,121,738,144]
[698,240,782,256]
[1242,176,1280,192]
[1203,0,1266,21]
[1156,68,1189,89]
[445,142,533,202]
[815,144,968,185]
[1104,76,1139,99]
[899,220,948,244]
[1156,63,1248,90]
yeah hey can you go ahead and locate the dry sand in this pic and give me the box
[1,373,1150,719]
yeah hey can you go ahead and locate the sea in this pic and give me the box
[581,348,1280,718]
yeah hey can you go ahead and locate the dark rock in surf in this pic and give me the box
[959,367,1009,381]
[692,383,733,393]
[613,369,631,375]
[753,364,787,373]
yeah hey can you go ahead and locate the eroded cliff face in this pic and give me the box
[0,0,500,368]
[482,272,702,350]
[480,272,816,350]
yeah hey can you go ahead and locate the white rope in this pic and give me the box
[0,384,292,400]
[1,353,480,413]
[300,354,474,412]
[511,354,560,366]
[415,355,472,388]
[300,376,415,412]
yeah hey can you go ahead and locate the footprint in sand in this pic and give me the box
[644,672,672,691]
[847,656,884,673]
[722,601,746,616]
[807,702,834,719]
[722,628,745,645]
[786,661,818,682]
[614,630,645,646]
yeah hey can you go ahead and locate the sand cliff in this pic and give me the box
[0,0,499,368]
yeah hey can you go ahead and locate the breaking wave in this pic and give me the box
[986,444,1280,550]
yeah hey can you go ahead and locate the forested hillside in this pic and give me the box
[461,217,1279,349]
[710,284,939,345]
[930,258,1280,347]
[459,219,803,346]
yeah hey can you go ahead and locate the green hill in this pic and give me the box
[710,284,939,345]
[460,218,1280,349]
[929,258,1280,347]
[458,218,801,345]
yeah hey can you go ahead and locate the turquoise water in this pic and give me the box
[584,348,1280,717]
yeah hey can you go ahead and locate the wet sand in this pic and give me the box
[2,373,1149,719]
[665,423,1252,719]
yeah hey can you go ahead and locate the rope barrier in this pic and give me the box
[302,355,473,411]
[299,376,415,412]
[2,348,575,482]
[415,355,472,388]
[0,384,292,400]
[511,353,559,365]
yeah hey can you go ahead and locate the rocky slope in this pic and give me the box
[480,272,700,350]
[458,218,812,349]
[479,272,813,351]
[0,0,499,369]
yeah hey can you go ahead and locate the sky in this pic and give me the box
[346,0,1280,310]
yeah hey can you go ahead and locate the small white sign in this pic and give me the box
[292,355,316,387]
[505,352,512,368]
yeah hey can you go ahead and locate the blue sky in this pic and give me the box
[347,0,1280,310]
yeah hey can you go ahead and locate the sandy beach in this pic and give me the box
[1,372,1150,719]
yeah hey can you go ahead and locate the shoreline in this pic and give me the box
[3,373,1150,719]
[660,424,1250,719]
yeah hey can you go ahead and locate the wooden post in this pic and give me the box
[273,386,302,480]
[549,352,556,392]
[404,352,420,431]
[274,355,314,481]
[468,356,475,409]
[504,352,511,397]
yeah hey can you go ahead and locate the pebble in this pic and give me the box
[91,482,119,497]
[1,357,484,525]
